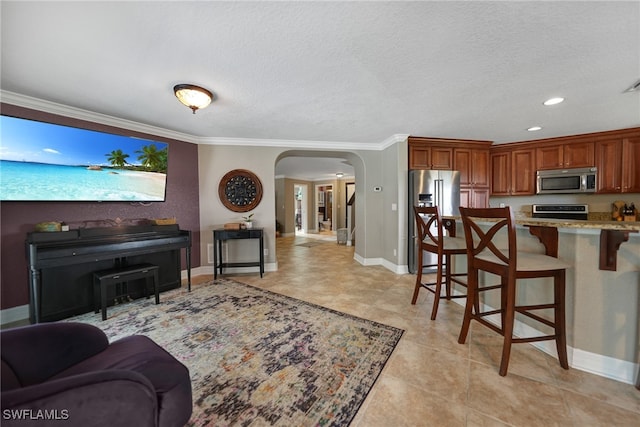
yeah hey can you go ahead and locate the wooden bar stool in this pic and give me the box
[411,206,468,320]
[458,206,569,376]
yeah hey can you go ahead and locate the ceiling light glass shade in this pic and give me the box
[543,97,564,106]
[174,84,213,114]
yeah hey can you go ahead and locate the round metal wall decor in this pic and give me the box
[218,169,263,212]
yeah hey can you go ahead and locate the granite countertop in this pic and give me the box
[514,217,640,231]
[443,215,640,232]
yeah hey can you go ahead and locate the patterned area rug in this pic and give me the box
[67,278,404,426]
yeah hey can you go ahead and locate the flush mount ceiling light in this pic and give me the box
[336,173,344,178]
[173,84,213,114]
[543,97,564,106]
[527,126,543,132]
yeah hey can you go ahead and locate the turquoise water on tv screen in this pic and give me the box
[0,160,167,201]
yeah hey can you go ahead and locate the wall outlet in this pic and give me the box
[499,203,506,208]
[393,248,397,256]
[207,243,214,264]
[264,249,269,256]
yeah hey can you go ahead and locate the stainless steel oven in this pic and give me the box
[532,204,589,220]
[536,167,597,194]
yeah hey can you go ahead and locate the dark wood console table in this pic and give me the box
[213,228,264,279]
[26,224,191,323]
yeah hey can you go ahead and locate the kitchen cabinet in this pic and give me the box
[596,135,640,193]
[409,144,453,170]
[460,187,489,209]
[490,148,536,196]
[623,136,640,193]
[536,141,594,170]
[455,147,490,207]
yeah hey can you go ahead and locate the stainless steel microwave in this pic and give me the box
[536,167,597,194]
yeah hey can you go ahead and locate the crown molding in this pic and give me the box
[0,90,200,144]
[380,133,410,149]
[1,90,405,150]
[196,136,383,151]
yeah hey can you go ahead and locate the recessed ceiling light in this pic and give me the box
[543,97,564,106]
[527,126,542,132]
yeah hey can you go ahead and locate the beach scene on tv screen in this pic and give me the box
[0,116,168,201]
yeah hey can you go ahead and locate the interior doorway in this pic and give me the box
[293,184,308,234]
[316,184,333,232]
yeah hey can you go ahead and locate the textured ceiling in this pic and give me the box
[1,1,639,178]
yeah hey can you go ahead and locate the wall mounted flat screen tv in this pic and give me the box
[0,115,169,202]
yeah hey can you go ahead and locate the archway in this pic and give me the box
[274,150,363,251]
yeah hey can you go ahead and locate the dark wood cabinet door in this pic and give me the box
[472,149,490,187]
[459,188,489,208]
[537,141,594,170]
[471,188,490,208]
[490,151,511,195]
[431,147,454,169]
[596,138,623,193]
[536,145,563,170]
[454,149,472,186]
[622,136,640,193]
[564,141,595,168]
[409,145,431,169]
[511,149,536,195]
[455,148,489,188]
[459,188,471,208]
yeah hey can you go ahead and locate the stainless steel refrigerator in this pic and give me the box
[408,169,461,274]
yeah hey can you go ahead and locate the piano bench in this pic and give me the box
[93,263,160,321]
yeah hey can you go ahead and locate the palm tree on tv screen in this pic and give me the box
[135,144,167,173]
[105,149,130,168]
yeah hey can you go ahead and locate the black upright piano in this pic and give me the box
[26,224,191,323]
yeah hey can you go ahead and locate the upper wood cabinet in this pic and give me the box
[409,144,453,170]
[455,147,490,207]
[409,137,492,208]
[408,136,491,171]
[596,134,640,193]
[454,148,490,188]
[490,151,510,196]
[622,136,640,193]
[490,148,536,196]
[536,141,595,170]
[596,138,623,193]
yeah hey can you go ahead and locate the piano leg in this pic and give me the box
[186,245,192,292]
[29,267,41,324]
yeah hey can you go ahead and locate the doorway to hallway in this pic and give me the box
[316,184,333,232]
[293,184,308,234]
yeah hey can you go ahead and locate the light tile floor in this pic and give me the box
[193,234,639,426]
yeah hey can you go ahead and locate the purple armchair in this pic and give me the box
[1,322,192,427]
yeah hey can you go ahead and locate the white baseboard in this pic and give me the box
[0,304,29,325]
[197,262,278,276]
[448,296,639,385]
[353,254,408,275]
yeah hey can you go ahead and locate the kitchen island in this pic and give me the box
[442,215,639,388]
